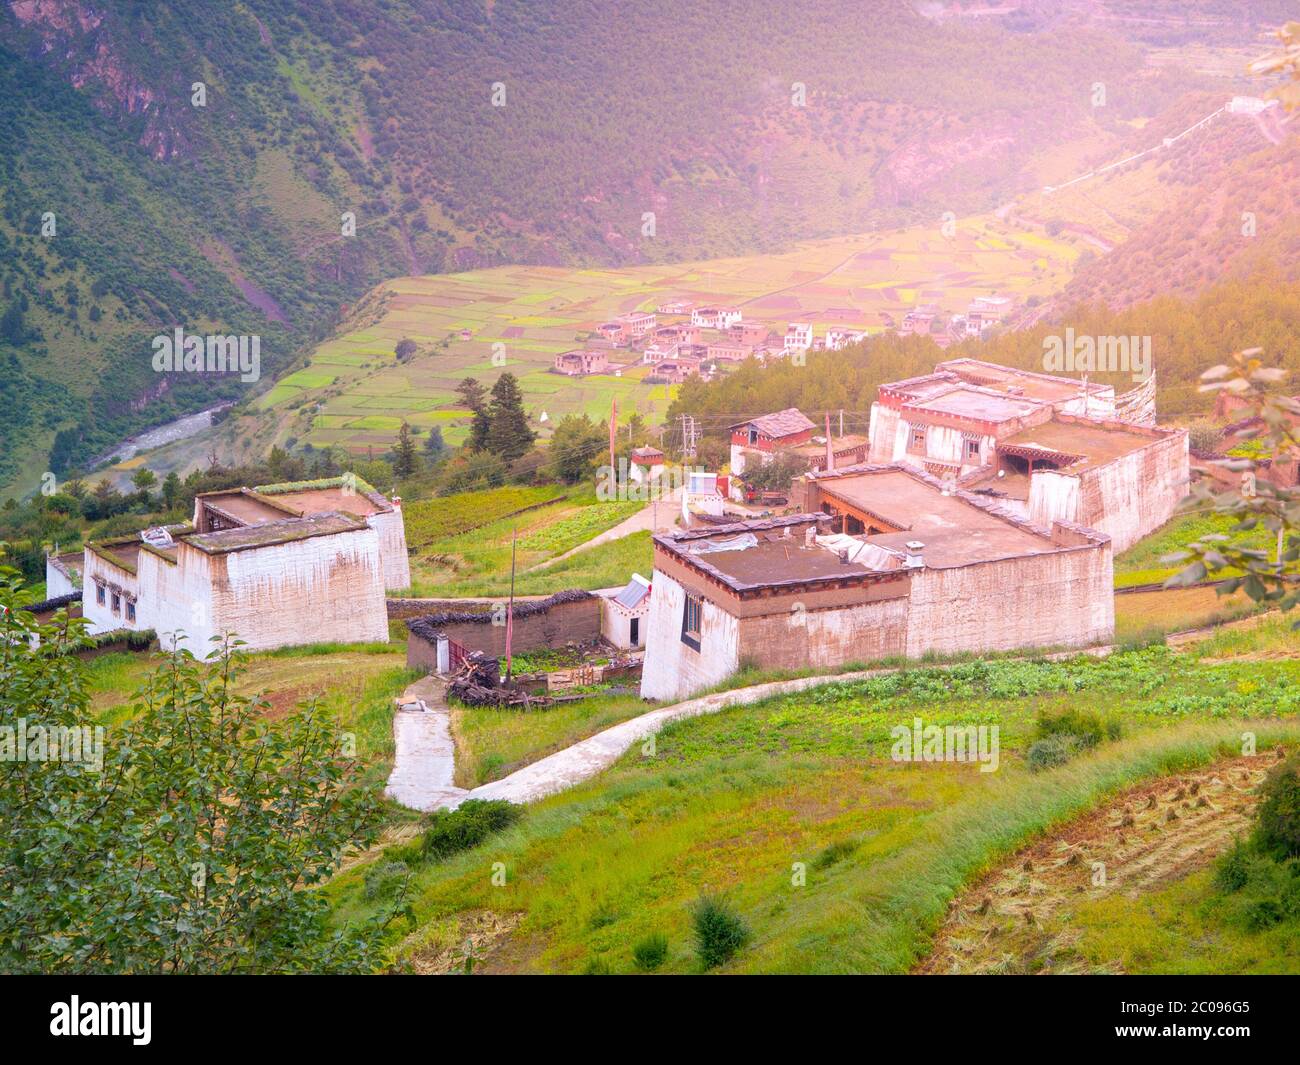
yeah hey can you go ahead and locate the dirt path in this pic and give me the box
[918,755,1279,975]
[383,676,468,812]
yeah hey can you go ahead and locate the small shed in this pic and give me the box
[601,574,651,649]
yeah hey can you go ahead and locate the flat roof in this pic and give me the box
[184,512,369,555]
[1001,418,1159,472]
[938,358,1111,404]
[910,387,1040,423]
[812,467,1056,567]
[199,491,294,525]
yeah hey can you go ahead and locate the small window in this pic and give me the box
[96,583,106,606]
[111,592,121,614]
[907,424,927,454]
[681,592,703,651]
[126,600,136,623]
[965,438,981,461]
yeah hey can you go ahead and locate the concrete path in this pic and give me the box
[383,675,468,812]
[385,645,1116,814]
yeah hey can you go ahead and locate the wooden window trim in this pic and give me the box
[681,592,703,651]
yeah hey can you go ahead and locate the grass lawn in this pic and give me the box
[84,643,418,790]
[450,690,652,789]
[1114,510,1276,589]
[328,646,1300,974]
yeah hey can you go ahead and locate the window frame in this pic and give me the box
[681,592,703,651]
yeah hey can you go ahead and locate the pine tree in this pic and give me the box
[392,422,418,478]
[423,426,447,461]
[486,373,535,462]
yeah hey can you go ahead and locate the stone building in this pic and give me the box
[866,358,1187,552]
[639,465,1113,701]
[75,476,406,655]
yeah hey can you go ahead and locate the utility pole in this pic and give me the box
[505,527,517,683]
[609,397,618,479]
[678,414,698,460]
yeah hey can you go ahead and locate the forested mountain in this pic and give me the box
[0,0,1215,495]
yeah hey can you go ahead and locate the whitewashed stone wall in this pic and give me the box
[639,571,739,701]
[81,552,141,636]
[44,558,79,599]
[867,404,901,463]
[905,538,1113,658]
[369,508,412,592]
[1028,430,1188,554]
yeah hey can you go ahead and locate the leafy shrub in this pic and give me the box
[422,799,522,861]
[1214,839,1251,893]
[1027,734,1082,772]
[1253,755,1300,861]
[582,956,612,975]
[1035,708,1106,749]
[1244,898,1284,931]
[632,932,669,971]
[363,859,410,901]
[691,895,750,969]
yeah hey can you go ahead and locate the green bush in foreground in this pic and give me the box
[632,932,669,971]
[1254,755,1300,861]
[1212,751,1300,933]
[691,896,750,969]
[422,799,523,861]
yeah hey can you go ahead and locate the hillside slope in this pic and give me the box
[0,0,1209,495]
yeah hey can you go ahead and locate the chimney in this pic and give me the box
[825,412,834,471]
[904,540,926,568]
[804,526,817,547]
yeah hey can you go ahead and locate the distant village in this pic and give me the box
[550,294,1019,385]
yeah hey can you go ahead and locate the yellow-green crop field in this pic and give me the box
[260,214,1079,457]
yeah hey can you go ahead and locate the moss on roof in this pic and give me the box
[254,474,379,497]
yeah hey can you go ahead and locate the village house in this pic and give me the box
[900,305,939,336]
[616,310,657,339]
[728,321,769,346]
[649,358,701,384]
[552,349,610,376]
[783,322,813,353]
[728,408,817,475]
[639,467,1114,701]
[692,306,741,329]
[866,359,1188,552]
[657,298,694,314]
[642,339,680,364]
[629,446,666,484]
[826,327,868,351]
[597,321,630,346]
[71,476,408,655]
[707,341,755,363]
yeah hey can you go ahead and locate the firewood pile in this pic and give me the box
[447,651,576,709]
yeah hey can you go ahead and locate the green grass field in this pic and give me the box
[326,643,1300,974]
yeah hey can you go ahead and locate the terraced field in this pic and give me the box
[251,214,1078,459]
